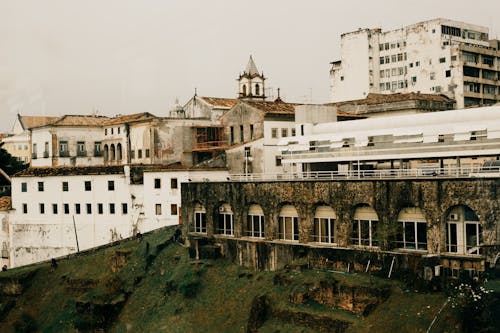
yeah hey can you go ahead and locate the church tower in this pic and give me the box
[238,56,266,100]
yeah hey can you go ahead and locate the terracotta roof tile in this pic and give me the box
[199,97,238,108]
[104,112,157,125]
[0,196,11,211]
[16,166,124,177]
[243,100,301,115]
[325,92,453,107]
[20,116,59,129]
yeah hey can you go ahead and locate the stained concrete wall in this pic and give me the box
[182,178,500,272]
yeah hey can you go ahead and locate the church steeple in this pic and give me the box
[238,55,266,100]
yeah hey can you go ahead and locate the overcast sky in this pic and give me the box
[1,0,499,133]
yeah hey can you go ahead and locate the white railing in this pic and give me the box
[228,166,500,182]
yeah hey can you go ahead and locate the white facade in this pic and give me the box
[279,105,500,171]
[0,205,10,268]
[142,169,229,228]
[31,125,105,167]
[330,18,496,109]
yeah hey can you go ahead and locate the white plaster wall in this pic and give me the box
[0,211,9,268]
[142,170,229,228]
[9,173,134,267]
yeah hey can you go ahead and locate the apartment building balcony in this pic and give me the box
[77,150,87,157]
[31,153,37,159]
[59,151,70,158]
[94,150,103,157]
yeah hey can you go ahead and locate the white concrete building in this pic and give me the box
[30,115,109,167]
[142,166,229,229]
[330,18,500,109]
[278,104,500,174]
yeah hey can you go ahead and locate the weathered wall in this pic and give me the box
[182,178,500,272]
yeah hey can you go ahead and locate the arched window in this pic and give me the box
[194,203,207,233]
[242,84,247,96]
[396,207,427,250]
[247,204,264,238]
[446,206,482,255]
[110,144,116,161]
[279,205,299,241]
[103,144,109,162]
[255,83,260,96]
[313,206,336,243]
[217,203,234,236]
[351,206,378,247]
[117,143,123,162]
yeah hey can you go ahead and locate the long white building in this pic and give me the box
[330,18,500,108]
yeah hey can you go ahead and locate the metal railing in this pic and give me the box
[228,166,500,182]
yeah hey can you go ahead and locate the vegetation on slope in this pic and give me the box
[0,226,498,332]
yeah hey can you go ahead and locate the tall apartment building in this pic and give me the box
[330,18,500,109]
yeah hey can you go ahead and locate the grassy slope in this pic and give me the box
[0,226,467,332]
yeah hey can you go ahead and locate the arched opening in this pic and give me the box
[446,205,481,254]
[103,144,109,162]
[396,207,427,250]
[313,206,336,244]
[242,84,247,96]
[217,203,233,236]
[278,205,299,241]
[351,205,378,247]
[110,144,116,161]
[194,203,207,233]
[247,204,264,238]
[255,83,260,96]
[117,143,123,162]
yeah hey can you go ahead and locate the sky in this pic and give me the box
[1,0,499,133]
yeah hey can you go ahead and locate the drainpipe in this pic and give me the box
[125,123,131,164]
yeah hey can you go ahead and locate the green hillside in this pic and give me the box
[0,226,497,332]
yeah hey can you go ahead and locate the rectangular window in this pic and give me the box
[94,142,102,156]
[109,203,115,214]
[84,181,91,191]
[379,57,384,65]
[385,56,390,63]
[145,149,150,158]
[411,76,417,83]
[171,178,178,189]
[86,203,92,214]
[32,143,37,158]
[391,68,397,76]
[291,128,296,136]
[52,204,58,214]
[171,204,178,215]
[391,54,397,63]
[117,127,121,134]
[77,141,85,156]
[385,82,391,90]
[397,53,403,61]
[430,72,435,80]
[240,125,244,142]
[281,128,288,137]
[445,70,451,77]
[23,203,27,214]
[21,182,27,192]
[380,70,385,78]
[384,43,389,50]
[64,203,69,214]
[44,142,49,157]
[385,69,390,77]
[250,124,254,139]
[98,203,103,214]
[155,204,162,215]
[111,128,113,135]
[59,141,68,157]
[62,181,69,191]
[138,149,142,158]
[122,203,128,214]
[380,83,385,90]
[439,57,446,63]
[39,203,45,214]
[271,128,278,138]
[38,182,44,192]
[108,180,115,191]
[75,204,81,214]
[130,150,135,159]
[105,128,107,135]
[230,126,234,144]
[415,61,420,67]
[275,156,282,166]
[154,178,161,189]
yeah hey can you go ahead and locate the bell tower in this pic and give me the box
[238,55,266,100]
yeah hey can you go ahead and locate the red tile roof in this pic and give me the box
[0,196,11,211]
[20,116,59,129]
[243,100,301,115]
[104,112,157,125]
[198,97,239,109]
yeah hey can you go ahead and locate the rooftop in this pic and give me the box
[19,115,60,130]
[105,112,158,126]
[198,96,239,109]
[15,166,125,177]
[243,100,301,115]
[30,115,110,129]
[326,93,453,107]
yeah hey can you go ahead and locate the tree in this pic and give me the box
[0,142,28,185]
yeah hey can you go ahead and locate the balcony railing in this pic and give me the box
[31,153,37,159]
[59,151,70,157]
[228,166,500,182]
[43,151,49,158]
[77,150,87,157]
[94,150,103,157]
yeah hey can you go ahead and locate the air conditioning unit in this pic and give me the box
[449,213,459,221]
